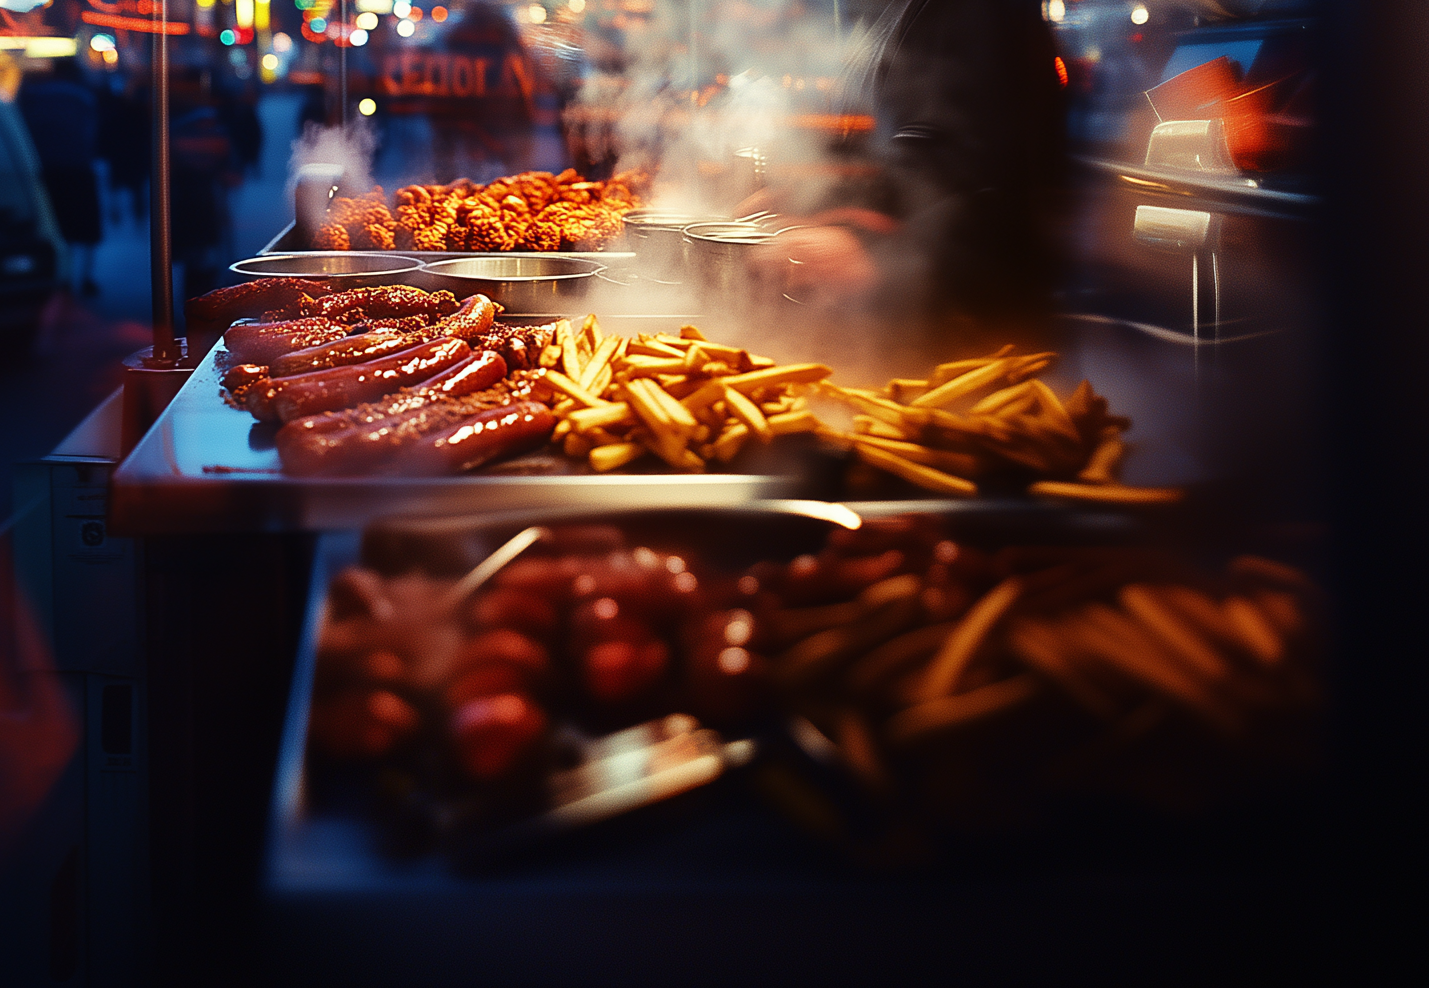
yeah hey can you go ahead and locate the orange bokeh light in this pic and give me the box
[409,6,423,20]
[432,5,447,21]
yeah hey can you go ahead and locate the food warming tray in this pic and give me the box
[254,509,1326,985]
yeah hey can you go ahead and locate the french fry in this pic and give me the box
[589,441,645,472]
[767,410,819,435]
[846,621,956,694]
[713,423,751,463]
[854,444,978,497]
[626,338,687,359]
[577,335,621,392]
[1025,379,1082,444]
[1078,436,1125,484]
[1072,604,1241,734]
[722,363,833,393]
[567,402,634,433]
[544,369,611,408]
[918,576,1023,700]
[1118,583,1233,681]
[679,324,707,341]
[852,415,908,439]
[555,319,583,380]
[1027,481,1183,505]
[622,354,689,375]
[887,379,930,403]
[928,345,1015,386]
[563,431,593,458]
[580,313,602,348]
[910,358,1013,408]
[824,430,980,477]
[1222,596,1285,665]
[886,674,1040,747]
[724,385,772,442]
[1005,617,1119,718]
[539,344,562,369]
[970,381,1036,415]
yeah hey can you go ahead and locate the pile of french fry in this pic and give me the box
[815,344,1183,504]
[538,316,831,472]
[878,550,1321,751]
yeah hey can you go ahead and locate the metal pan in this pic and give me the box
[418,255,605,312]
[229,251,423,284]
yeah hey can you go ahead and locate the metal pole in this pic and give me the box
[150,0,178,363]
[340,0,349,128]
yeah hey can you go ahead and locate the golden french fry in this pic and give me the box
[1078,436,1125,484]
[554,319,583,380]
[544,369,611,408]
[970,381,1036,415]
[852,415,908,439]
[652,333,695,349]
[713,423,750,462]
[644,378,699,432]
[626,338,687,359]
[581,313,602,348]
[882,378,926,403]
[552,418,573,441]
[589,441,645,472]
[621,354,689,375]
[1025,379,1082,443]
[722,363,833,393]
[681,379,727,414]
[1027,481,1183,504]
[886,674,1041,747]
[831,431,980,477]
[679,324,707,341]
[767,410,819,435]
[928,345,1016,386]
[563,431,593,458]
[910,358,1013,409]
[567,402,634,433]
[578,335,622,393]
[539,344,562,369]
[855,444,978,497]
[1006,352,1058,384]
[822,384,910,427]
[724,385,772,442]
[918,576,1023,700]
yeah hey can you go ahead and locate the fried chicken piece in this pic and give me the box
[351,223,396,251]
[312,223,351,251]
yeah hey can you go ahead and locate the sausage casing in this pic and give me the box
[264,337,472,423]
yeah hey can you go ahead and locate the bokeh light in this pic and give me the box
[358,98,377,116]
[393,0,411,16]
[350,28,369,45]
[569,0,585,12]
[1130,4,1149,25]
[431,5,447,21]
[396,18,415,37]
[528,4,546,24]
[89,34,116,52]
[355,11,378,29]
[273,31,292,52]
[261,53,279,71]
[219,29,236,45]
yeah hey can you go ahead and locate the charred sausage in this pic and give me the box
[223,317,349,364]
[265,337,472,423]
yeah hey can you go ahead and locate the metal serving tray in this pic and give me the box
[259,219,636,265]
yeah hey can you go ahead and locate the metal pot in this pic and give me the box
[680,222,798,299]
[418,255,605,312]
[229,252,423,286]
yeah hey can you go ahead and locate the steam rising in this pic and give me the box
[288,119,380,199]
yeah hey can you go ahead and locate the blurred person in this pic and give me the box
[169,67,240,300]
[18,58,103,297]
[98,76,151,225]
[741,0,1064,330]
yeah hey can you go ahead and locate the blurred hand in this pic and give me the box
[747,225,881,305]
